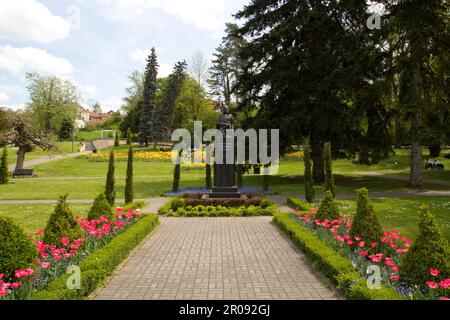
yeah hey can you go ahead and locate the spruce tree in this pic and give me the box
[125,145,134,204]
[153,61,186,144]
[114,130,120,147]
[303,138,314,203]
[323,142,335,198]
[139,48,159,146]
[105,150,116,206]
[0,145,9,185]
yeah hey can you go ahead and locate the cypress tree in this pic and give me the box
[114,130,120,147]
[0,145,9,184]
[125,145,134,204]
[172,150,182,192]
[153,61,186,144]
[206,163,212,189]
[304,138,314,203]
[126,128,132,145]
[236,164,243,188]
[139,48,159,146]
[262,164,270,192]
[105,150,116,206]
[323,142,336,198]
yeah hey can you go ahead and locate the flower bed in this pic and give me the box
[285,207,449,300]
[282,151,305,160]
[79,151,173,162]
[0,208,157,300]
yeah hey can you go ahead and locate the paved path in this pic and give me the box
[7,152,87,172]
[94,217,340,300]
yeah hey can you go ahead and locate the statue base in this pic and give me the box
[209,187,242,199]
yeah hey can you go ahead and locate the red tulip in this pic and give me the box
[430,268,440,277]
[426,281,439,289]
[390,275,399,281]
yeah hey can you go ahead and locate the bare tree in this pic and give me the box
[188,51,209,120]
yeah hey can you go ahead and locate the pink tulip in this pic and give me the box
[426,282,439,289]
[390,275,399,281]
[430,268,440,277]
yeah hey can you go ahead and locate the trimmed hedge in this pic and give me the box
[273,213,403,300]
[286,197,313,212]
[31,214,159,300]
[170,205,277,217]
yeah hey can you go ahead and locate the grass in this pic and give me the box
[74,130,104,142]
[6,142,82,166]
[0,203,91,234]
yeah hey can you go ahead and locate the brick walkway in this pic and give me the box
[94,217,340,300]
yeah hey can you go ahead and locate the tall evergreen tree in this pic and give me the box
[125,145,134,204]
[323,142,336,198]
[153,61,187,144]
[0,145,9,185]
[114,130,120,147]
[206,163,212,189]
[105,151,116,206]
[139,48,159,146]
[126,128,132,145]
[304,138,314,203]
[376,0,449,187]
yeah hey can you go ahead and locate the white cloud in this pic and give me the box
[130,49,151,62]
[78,84,97,95]
[0,0,70,43]
[0,45,74,77]
[0,91,9,104]
[159,63,173,77]
[94,0,226,31]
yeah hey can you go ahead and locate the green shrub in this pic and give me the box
[287,197,312,212]
[173,204,276,217]
[349,188,384,244]
[323,142,336,198]
[400,205,450,287]
[105,151,116,206]
[304,138,315,203]
[125,145,133,204]
[43,195,82,246]
[273,213,403,300]
[0,216,37,279]
[31,214,159,300]
[171,197,185,211]
[88,193,113,221]
[0,145,9,184]
[316,191,340,221]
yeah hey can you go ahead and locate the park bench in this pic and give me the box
[12,169,35,178]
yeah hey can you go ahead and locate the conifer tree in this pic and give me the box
[153,61,186,144]
[304,138,314,203]
[105,150,116,206]
[206,163,212,189]
[139,48,159,146]
[125,145,134,204]
[172,150,182,192]
[0,145,9,184]
[114,130,120,147]
[126,128,132,145]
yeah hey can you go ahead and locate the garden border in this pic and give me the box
[30,214,159,300]
[273,212,404,300]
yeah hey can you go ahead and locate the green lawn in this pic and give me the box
[75,130,103,142]
[336,197,450,243]
[6,142,82,166]
[0,203,91,234]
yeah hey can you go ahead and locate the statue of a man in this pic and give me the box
[216,103,234,133]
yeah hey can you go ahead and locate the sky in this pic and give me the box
[0,0,248,111]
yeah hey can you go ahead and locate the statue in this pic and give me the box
[209,103,241,199]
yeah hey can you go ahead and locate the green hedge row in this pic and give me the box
[31,214,159,300]
[273,213,403,300]
[168,205,277,217]
[286,197,313,212]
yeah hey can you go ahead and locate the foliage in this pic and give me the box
[286,197,312,212]
[400,205,450,287]
[43,195,82,246]
[104,151,115,206]
[139,48,159,145]
[304,138,314,202]
[125,145,134,204]
[167,205,276,217]
[58,119,74,141]
[0,217,37,279]
[126,128,132,145]
[87,193,113,221]
[0,145,9,184]
[349,188,384,245]
[316,191,340,221]
[323,142,336,198]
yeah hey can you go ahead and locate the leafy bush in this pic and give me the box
[0,217,37,279]
[273,213,403,300]
[400,205,450,287]
[43,195,82,246]
[168,204,277,217]
[287,197,312,212]
[184,194,262,207]
[88,193,113,221]
[171,197,185,211]
[31,214,159,300]
[349,188,384,244]
[316,191,340,221]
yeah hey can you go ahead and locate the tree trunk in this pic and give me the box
[408,57,423,188]
[15,147,27,171]
[312,153,325,183]
[395,112,402,148]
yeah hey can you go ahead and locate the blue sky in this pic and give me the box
[0,0,247,111]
